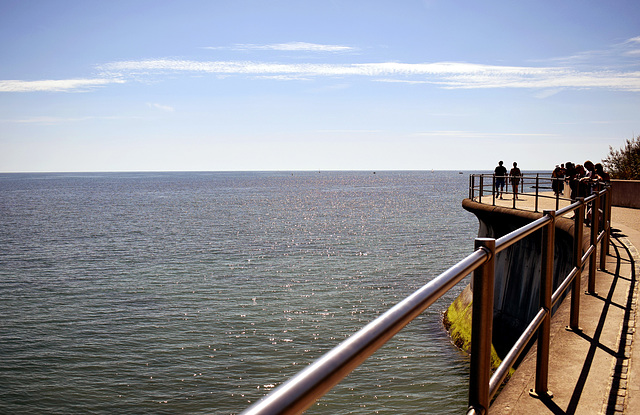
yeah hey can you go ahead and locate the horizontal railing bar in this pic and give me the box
[489,308,547,398]
[242,248,490,415]
[552,267,580,308]
[555,199,582,216]
[495,215,552,254]
[582,244,595,265]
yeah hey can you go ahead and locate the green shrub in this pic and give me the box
[603,135,640,180]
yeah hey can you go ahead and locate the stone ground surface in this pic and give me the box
[479,190,639,414]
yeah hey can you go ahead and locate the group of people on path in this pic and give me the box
[492,159,611,228]
[493,159,610,202]
[493,161,522,199]
[551,161,610,200]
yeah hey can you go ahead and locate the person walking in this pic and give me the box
[509,162,522,200]
[494,161,508,199]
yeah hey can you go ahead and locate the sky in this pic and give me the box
[1,0,640,172]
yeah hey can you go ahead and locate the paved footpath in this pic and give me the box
[484,191,640,414]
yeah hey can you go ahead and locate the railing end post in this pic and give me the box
[469,237,496,413]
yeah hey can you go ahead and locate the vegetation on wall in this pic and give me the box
[602,135,640,180]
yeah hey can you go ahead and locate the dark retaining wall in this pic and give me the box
[453,199,590,357]
[611,180,640,209]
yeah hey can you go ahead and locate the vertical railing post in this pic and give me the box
[599,186,609,271]
[569,198,585,331]
[512,174,517,209]
[531,210,555,399]
[588,192,600,294]
[469,238,496,415]
[605,185,612,256]
[492,174,496,206]
[535,174,540,213]
[479,175,484,204]
[471,175,475,200]
[469,174,472,199]
[555,180,560,211]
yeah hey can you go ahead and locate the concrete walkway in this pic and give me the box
[484,191,640,414]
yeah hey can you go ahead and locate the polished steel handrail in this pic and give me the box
[242,249,490,414]
[243,178,612,415]
[485,186,611,404]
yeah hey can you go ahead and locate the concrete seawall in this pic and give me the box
[445,199,590,358]
[611,179,640,208]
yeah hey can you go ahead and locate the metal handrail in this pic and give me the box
[242,178,612,415]
[485,186,611,404]
[242,248,490,414]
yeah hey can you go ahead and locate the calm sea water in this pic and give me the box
[0,171,478,414]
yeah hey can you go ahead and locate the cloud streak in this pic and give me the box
[412,131,559,139]
[147,102,174,112]
[206,41,357,53]
[4,40,640,93]
[99,59,640,91]
[1,115,143,124]
[537,35,640,69]
[0,78,124,92]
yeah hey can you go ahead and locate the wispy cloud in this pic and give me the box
[99,59,640,91]
[147,102,174,112]
[533,89,563,99]
[622,37,640,57]
[1,115,142,124]
[205,41,357,53]
[537,35,640,69]
[412,131,559,139]
[100,60,536,79]
[0,78,124,92]
[5,38,640,94]
[312,129,384,134]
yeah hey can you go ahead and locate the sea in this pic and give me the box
[0,171,480,414]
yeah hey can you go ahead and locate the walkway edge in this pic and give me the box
[606,222,640,414]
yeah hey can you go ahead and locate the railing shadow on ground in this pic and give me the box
[604,238,636,414]
[241,176,612,415]
[528,232,635,415]
[564,238,621,415]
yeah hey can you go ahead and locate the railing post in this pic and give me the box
[531,210,555,399]
[569,198,585,331]
[479,175,484,204]
[535,174,540,213]
[599,186,609,271]
[588,193,600,294]
[607,185,612,256]
[492,174,496,206]
[469,238,496,415]
[512,175,517,209]
[471,175,475,200]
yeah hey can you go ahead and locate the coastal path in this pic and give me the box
[485,191,640,414]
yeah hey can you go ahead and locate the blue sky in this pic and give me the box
[1,0,639,172]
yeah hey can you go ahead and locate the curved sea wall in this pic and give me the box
[444,199,590,359]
